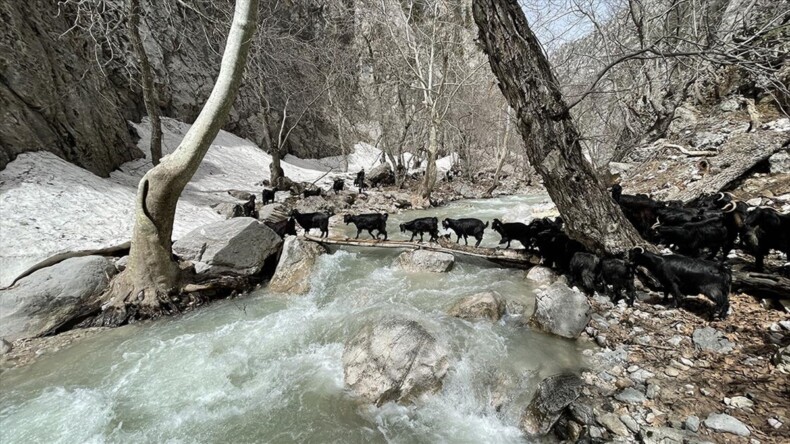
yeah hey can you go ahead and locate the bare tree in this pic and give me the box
[100,0,259,323]
[473,0,644,254]
[127,0,162,164]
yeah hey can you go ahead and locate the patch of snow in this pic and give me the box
[0,117,417,288]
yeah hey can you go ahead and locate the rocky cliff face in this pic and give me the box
[0,0,344,176]
[0,0,142,176]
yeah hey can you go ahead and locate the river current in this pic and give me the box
[0,195,586,443]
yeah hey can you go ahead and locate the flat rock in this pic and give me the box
[615,387,647,405]
[704,413,750,436]
[520,373,584,436]
[173,218,282,276]
[448,291,505,321]
[0,256,117,340]
[394,250,454,273]
[597,412,630,436]
[268,237,327,295]
[342,318,449,405]
[531,282,591,339]
[686,415,700,432]
[692,327,734,354]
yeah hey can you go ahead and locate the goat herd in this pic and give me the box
[261,185,788,321]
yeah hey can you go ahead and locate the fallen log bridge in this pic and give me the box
[303,235,541,268]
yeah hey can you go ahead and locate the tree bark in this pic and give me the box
[128,0,162,165]
[100,0,259,324]
[472,0,644,254]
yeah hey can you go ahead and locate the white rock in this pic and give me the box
[530,282,591,339]
[704,413,751,436]
[268,237,327,295]
[448,291,505,321]
[393,250,454,273]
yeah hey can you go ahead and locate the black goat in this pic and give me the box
[629,247,731,319]
[265,217,297,238]
[332,178,345,194]
[400,217,439,242]
[290,210,330,238]
[261,188,276,206]
[491,219,531,249]
[534,229,586,272]
[344,213,388,240]
[354,169,365,193]
[741,207,790,271]
[612,185,664,237]
[569,252,600,296]
[597,258,636,306]
[442,218,488,247]
[242,195,257,218]
[651,217,729,260]
[303,188,322,198]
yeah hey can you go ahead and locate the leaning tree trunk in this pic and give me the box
[99,0,259,324]
[128,0,162,165]
[472,0,644,254]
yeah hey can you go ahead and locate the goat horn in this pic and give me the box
[725,192,735,199]
[715,192,725,201]
[632,246,645,254]
[651,221,660,229]
[722,202,736,213]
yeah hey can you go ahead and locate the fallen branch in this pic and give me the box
[663,143,718,157]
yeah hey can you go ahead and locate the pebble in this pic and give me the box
[670,360,689,371]
[596,335,608,347]
[615,387,647,405]
[615,378,634,389]
[767,417,782,429]
[769,323,782,332]
[780,320,790,331]
[627,365,639,373]
[704,413,751,436]
[679,357,694,367]
[636,335,652,345]
[646,412,657,424]
[667,336,684,346]
[701,387,713,397]
[631,369,655,383]
[664,367,680,377]
[727,396,754,409]
[589,426,604,439]
[620,414,639,433]
[598,371,616,382]
[646,384,660,399]
[685,415,700,432]
[697,359,710,368]
[684,384,695,395]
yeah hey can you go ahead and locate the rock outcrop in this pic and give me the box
[525,266,558,286]
[342,318,449,405]
[172,218,282,276]
[520,373,584,436]
[268,237,327,294]
[531,282,591,339]
[393,250,455,273]
[448,291,505,321]
[0,256,117,340]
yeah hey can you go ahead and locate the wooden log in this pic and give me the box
[732,270,790,302]
[302,235,540,268]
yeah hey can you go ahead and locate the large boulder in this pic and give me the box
[0,256,117,340]
[368,162,394,186]
[295,196,337,214]
[525,266,558,286]
[520,373,584,436]
[268,237,327,294]
[257,203,289,224]
[172,218,282,276]
[448,291,505,321]
[343,319,449,405]
[394,250,454,273]
[531,282,591,339]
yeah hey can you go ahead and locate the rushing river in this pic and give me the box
[0,195,587,443]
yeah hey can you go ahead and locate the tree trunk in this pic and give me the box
[270,146,285,187]
[420,119,439,199]
[472,0,644,254]
[99,0,259,324]
[487,106,511,196]
[128,0,162,165]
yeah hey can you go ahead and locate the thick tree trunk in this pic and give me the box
[270,147,285,187]
[128,0,162,165]
[420,119,439,199]
[99,0,259,324]
[472,0,644,254]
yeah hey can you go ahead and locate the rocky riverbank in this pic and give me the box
[572,292,790,443]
